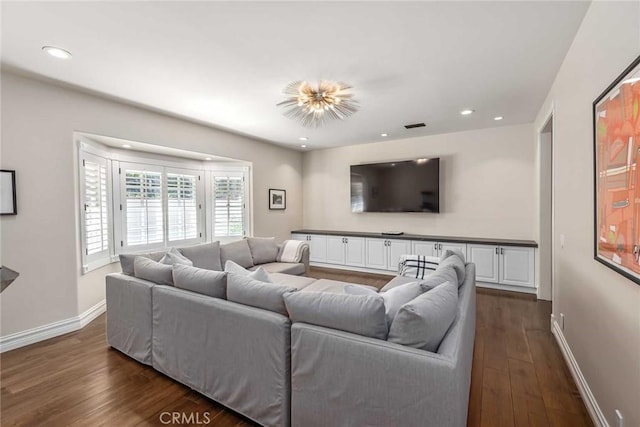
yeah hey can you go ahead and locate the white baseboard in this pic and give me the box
[551,319,609,427]
[0,299,106,353]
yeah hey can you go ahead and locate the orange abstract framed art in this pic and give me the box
[594,54,640,285]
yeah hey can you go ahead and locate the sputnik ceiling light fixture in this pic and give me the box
[277,80,358,128]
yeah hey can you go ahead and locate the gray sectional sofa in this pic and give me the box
[106,240,476,427]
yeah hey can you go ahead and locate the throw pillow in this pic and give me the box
[178,242,222,271]
[284,291,388,340]
[346,281,424,327]
[438,254,466,286]
[388,281,458,352]
[227,274,296,316]
[160,247,193,267]
[172,264,227,299]
[224,260,272,283]
[247,237,279,265]
[119,250,166,275]
[440,248,466,263]
[133,256,173,286]
[398,255,440,278]
[220,239,254,269]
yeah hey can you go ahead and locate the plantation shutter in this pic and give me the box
[167,172,199,242]
[81,153,110,260]
[124,167,164,247]
[213,175,245,237]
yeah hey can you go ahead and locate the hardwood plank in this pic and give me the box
[481,367,514,427]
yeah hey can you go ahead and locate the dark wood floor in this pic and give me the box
[0,267,592,427]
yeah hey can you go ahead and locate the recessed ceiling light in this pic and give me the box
[122,144,132,149]
[299,137,308,141]
[42,46,72,59]
[494,116,503,121]
[301,144,307,148]
[460,109,474,116]
[380,133,388,137]
[205,157,212,161]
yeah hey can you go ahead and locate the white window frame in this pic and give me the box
[165,167,205,247]
[207,167,251,243]
[79,147,113,273]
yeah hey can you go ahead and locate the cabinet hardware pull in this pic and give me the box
[439,243,443,250]
[496,247,499,254]
[500,248,504,255]
[345,238,348,244]
[434,243,437,250]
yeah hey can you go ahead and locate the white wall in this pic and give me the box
[534,2,640,426]
[0,71,303,336]
[303,124,536,240]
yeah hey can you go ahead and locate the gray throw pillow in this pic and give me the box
[227,274,296,316]
[247,237,279,265]
[440,248,466,263]
[220,239,254,269]
[160,247,193,267]
[133,256,173,286]
[388,281,458,352]
[346,281,424,327]
[119,250,166,275]
[224,260,272,283]
[172,264,226,299]
[284,292,388,340]
[438,254,466,286]
[178,242,222,271]
[419,266,458,292]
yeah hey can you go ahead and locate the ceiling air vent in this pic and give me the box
[404,123,426,129]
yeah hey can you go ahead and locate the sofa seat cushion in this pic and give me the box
[249,262,305,276]
[284,291,388,339]
[220,239,254,269]
[268,273,317,290]
[301,279,378,294]
[227,274,297,316]
[178,242,222,271]
[388,280,459,352]
[247,237,279,265]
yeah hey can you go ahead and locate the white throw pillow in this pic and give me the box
[160,247,193,267]
[224,260,272,283]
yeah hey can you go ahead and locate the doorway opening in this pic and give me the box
[538,113,554,302]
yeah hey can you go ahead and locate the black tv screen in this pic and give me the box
[350,158,440,213]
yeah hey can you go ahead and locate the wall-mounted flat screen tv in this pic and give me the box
[350,158,439,213]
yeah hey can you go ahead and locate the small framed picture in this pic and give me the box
[0,170,17,215]
[269,189,286,210]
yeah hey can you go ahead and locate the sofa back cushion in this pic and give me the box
[346,281,424,327]
[284,292,388,340]
[247,237,279,265]
[120,250,166,275]
[438,252,466,286]
[419,265,458,292]
[227,274,296,316]
[388,281,458,352]
[172,264,227,299]
[133,256,173,286]
[178,242,222,271]
[220,240,254,269]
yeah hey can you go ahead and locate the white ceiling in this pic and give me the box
[1,1,590,150]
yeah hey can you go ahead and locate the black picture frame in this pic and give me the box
[593,54,640,285]
[269,189,286,210]
[0,170,17,215]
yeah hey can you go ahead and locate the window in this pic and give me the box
[80,151,111,271]
[167,172,199,242]
[122,165,164,249]
[213,173,246,237]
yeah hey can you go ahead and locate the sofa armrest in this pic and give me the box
[291,323,465,427]
[300,244,310,274]
[105,273,155,365]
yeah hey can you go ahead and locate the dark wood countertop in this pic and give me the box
[291,229,538,248]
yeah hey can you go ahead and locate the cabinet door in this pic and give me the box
[499,247,535,288]
[325,236,346,265]
[309,235,327,263]
[291,233,307,242]
[345,237,366,267]
[365,238,388,270]
[440,242,467,258]
[467,244,499,283]
[387,239,412,272]
[411,240,439,257]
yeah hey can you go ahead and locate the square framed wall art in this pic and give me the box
[269,189,286,210]
[0,170,17,215]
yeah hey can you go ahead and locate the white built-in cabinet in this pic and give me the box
[466,244,535,288]
[365,238,411,272]
[292,232,536,292]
